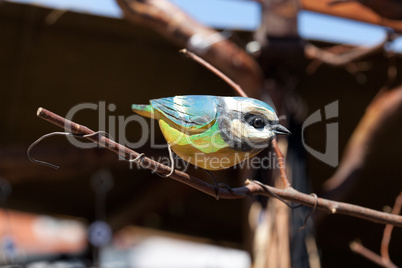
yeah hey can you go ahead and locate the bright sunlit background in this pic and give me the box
[8,0,402,51]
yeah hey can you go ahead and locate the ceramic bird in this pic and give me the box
[132,95,290,170]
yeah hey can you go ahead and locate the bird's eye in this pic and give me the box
[253,118,265,129]
[245,113,267,129]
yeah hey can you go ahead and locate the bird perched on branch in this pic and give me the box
[132,95,290,171]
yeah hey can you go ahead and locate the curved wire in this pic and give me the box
[204,169,220,200]
[27,131,112,169]
[152,143,176,178]
[298,193,318,231]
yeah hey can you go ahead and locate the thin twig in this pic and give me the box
[271,139,291,187]
[180,49,248,97]
[32,107,402,227]
[349,191,401,267]
[381,191,402,262]
[350,241,398,268]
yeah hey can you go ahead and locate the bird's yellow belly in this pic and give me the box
[158,119,258,170]
[171,143,256,170]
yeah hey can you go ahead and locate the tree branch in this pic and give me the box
[322,85,402,199]
[31,107,402,227]
[328,0,402,21]
[302,0,402,33]
[304,30,394,67]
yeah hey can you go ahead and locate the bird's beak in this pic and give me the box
[272,124,291,136]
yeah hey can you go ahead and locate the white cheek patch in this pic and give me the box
[231,119,248,139]
[231,119,272,144]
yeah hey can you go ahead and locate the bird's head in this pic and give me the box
[218,97,291,152]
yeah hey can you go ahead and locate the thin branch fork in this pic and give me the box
[350,241,398,268]
[33,107,402,227]
[350,191,402,268]
[382,191,402,262]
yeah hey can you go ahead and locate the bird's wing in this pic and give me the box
[151,96,218,130]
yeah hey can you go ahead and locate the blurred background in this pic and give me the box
[0,0,402,267]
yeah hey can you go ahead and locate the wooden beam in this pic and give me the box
[301,0,402,33]
[256,0,299,40]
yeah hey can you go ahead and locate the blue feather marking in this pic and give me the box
[232,97,275,113]
[151,96,218,128]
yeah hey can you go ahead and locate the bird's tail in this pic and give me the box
[131,104,155,119]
